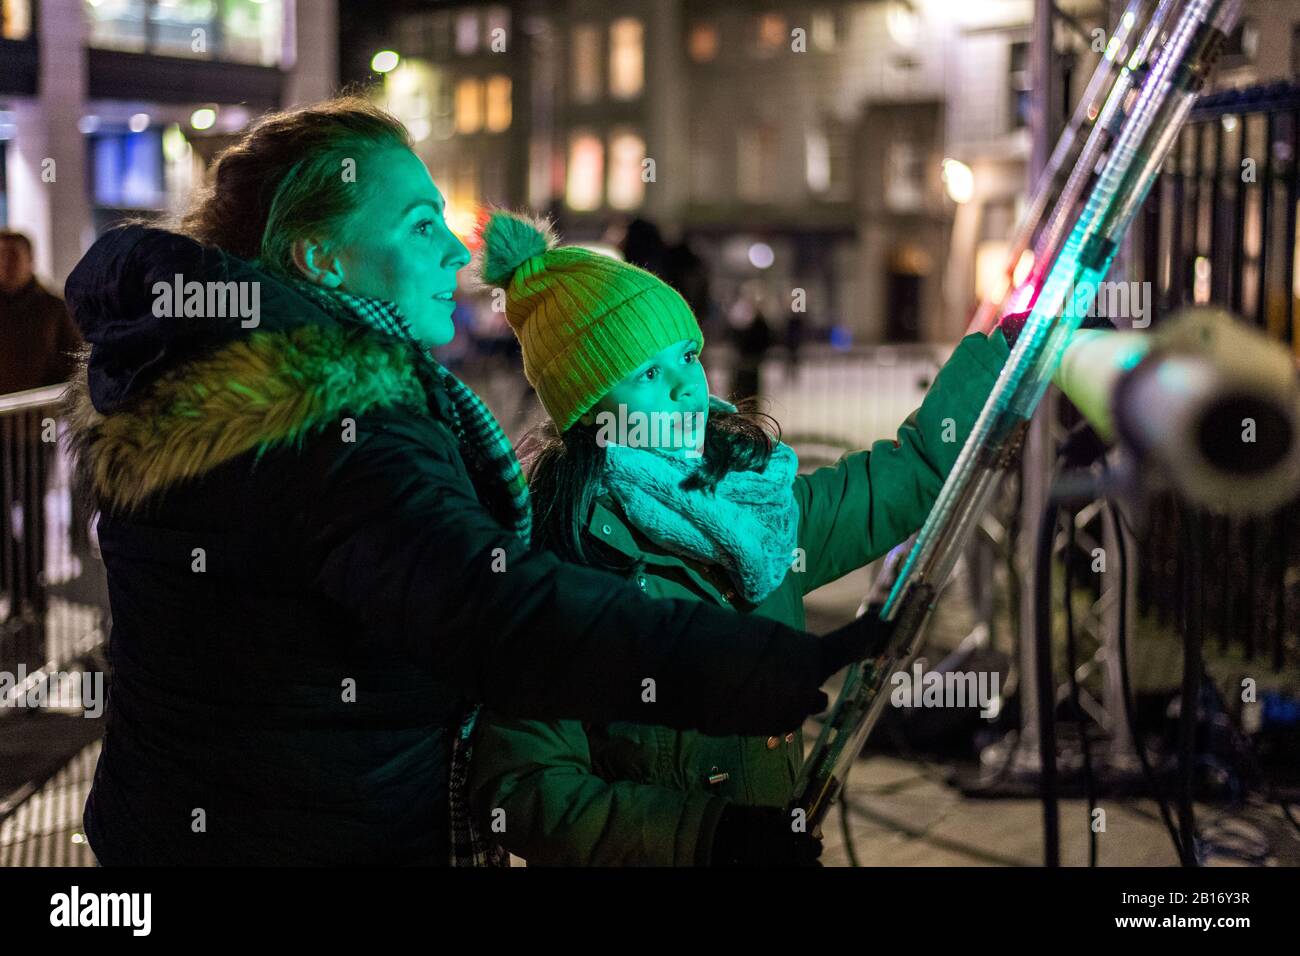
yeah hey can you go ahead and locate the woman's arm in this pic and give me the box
[469,715,725,866]
[792,329,1009,594]
[299,408,837,736]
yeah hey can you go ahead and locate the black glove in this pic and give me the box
[709,804,823,867]
[817,612,889,681]
[998,308,1116,348]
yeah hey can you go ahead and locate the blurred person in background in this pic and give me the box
[0,231,82,654]
[0,231,81,394]
[729,292,773,401]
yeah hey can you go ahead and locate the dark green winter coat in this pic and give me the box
[469,328,1011,865]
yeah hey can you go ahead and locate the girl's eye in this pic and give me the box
[683,349,698,364]
[641,366,660,382]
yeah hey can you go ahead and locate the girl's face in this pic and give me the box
[584,338,709,453]
[332,148,471,347]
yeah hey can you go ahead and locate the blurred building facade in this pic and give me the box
[0,0,337,286]
[360,0,1299,344]
[360,0,1112,343]
[4,1,1293,333]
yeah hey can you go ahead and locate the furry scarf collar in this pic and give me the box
[601,441,800,604]
[64,323,427,513]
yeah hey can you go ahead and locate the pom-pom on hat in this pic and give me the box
[473,207,704,432]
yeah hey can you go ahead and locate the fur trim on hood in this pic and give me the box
[64,323,426,513]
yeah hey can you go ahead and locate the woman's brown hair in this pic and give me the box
[180,94,412,277]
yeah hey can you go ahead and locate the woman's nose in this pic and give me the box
[443,227,472,271]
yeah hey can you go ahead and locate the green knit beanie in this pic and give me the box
[473,208,704,432]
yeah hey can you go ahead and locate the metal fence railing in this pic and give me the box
[1136,81,1300,673]
[0,384,110,851]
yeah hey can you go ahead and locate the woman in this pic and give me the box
[63,97,866,865]
[466,209,1008,865]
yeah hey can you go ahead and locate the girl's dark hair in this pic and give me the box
[521,401,780,574]
[179,94,412,277]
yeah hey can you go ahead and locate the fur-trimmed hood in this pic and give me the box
[62,225,427,512]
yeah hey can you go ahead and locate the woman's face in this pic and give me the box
[332,147,471,347]
[585,338,709,453]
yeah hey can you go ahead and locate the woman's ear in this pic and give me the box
[290,238,345,289]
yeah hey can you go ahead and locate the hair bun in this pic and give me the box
[475,208,558,287]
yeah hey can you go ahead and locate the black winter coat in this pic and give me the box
[63,225,829,865]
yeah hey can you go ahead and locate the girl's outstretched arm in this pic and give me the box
[791,329,1010,595]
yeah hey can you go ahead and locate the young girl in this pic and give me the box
[468,209,1010,866]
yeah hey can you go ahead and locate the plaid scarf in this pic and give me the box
[292,281,526,867]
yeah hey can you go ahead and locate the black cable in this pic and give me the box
[1178,508,1202,866]
[1063,513,1099,866]
[838,787,861,867]
[1034,498,1061,867]
[1108,498,1185,861]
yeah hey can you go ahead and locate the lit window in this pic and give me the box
[806,128,830,194]
[885,1,919,48]
[486,75,512,132]
[572,23,602,103]
[382,60,437,141]
[754,13,786,55]
[806,122,849,199]
[83,0,282,65]
[3,0,31,39]
[566,131,604,212]
[220,0,284,67]
[886,142,925,211]
[687,21,718,63]
[85,0,148,52]
[148,0,218,60]
[455,11,479,54]
[609,18,644,99]
[437,158,479,239]
[607,128,646,210]
[811,10,838,50]
[455,78,483,134]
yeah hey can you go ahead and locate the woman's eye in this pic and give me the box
[415,219,437,238]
